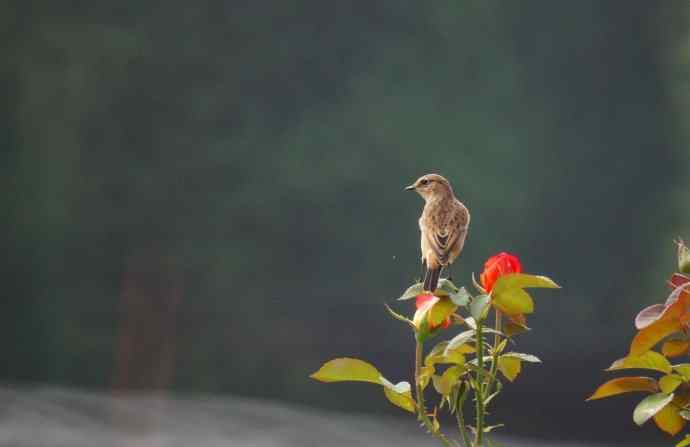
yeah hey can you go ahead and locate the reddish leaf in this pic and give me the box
[668,273,690,290]
[635,304,667,330]
[630,318,683,356]
[654,401,687,436]
[664,282,690,310]
[504,315,530,337]
[607,351,672,374]
[587,377,659,401]
[663,340,690,358]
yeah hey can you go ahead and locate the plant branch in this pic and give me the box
[415,339,456,447]
[474,319,485,446]
[455,385,472,447]
[484,310,503,399]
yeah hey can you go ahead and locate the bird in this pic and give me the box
[405,173,470,293]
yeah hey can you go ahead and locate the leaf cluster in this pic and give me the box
[589,240,690,443]
[311,272,558,446]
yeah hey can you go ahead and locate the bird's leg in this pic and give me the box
[418,259,426,284]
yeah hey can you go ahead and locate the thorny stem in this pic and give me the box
[415,339,456,447]
[455,386,472,447]
[474,320,485,446]
[493,312,502,350]
[484,310,503,398]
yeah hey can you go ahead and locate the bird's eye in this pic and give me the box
[420,179,429,185]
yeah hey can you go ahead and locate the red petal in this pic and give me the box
[416,293,436,309]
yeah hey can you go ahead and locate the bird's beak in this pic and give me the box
[404,183,416,191]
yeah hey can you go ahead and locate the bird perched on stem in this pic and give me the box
[405,174,470,293]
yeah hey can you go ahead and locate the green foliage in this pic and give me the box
[469,294,491,322]
[312,256,558,446]
[633,393,675,426]
[310,358,380,384]
[428,299,458,328]
[310,358,415,413]
[398,283,424,301]
[491,274,560,316]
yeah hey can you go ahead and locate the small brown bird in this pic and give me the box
[405,174,470,292]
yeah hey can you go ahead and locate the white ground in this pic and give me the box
[0,386,639,446]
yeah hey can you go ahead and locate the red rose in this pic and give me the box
[415,293,451,329]
[480,252,522,292]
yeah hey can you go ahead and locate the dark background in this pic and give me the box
[3,0,690,444]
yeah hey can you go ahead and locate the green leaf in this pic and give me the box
[676,435,690,447]
[384,303,414,328]
[398,282,424,301]
[427,341,466,366]
[497,356,521,382]
[470,294,491,321]
[465,317,477,330]
[449,381,469,414]
[418,365,435,390]
[310,359,416,413]
[607,351,672,374]
[381,378,415,413]
[492,273,560,293]
[426,342,450,365]
[466,363,496,384]
[633,392,674,426]
[504,318,530,337]
[492,288,534,315]
[437,351,466,366]
[659,374,685,394]
[428,298,457,327]
[436,278,460,296]
[502,352,541,363]
[491,338,508,356]
[310,358,381,384]
[484,379,503,407]
[490,273,558,316]
[481,327,506,337]
[450,287,471,307]
[444,330,475,356]
[483,424,505,433]
[674,364,690,381]
[432,366,464,396]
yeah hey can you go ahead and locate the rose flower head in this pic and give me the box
[480,252,522,293]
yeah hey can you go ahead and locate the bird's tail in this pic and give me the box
[423,266,442,293]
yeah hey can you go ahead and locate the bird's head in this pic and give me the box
[405,173,453,200]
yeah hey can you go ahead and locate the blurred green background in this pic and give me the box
[3,0,690,443]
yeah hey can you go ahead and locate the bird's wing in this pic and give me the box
[424,230,453,265]
[429,204,469,265]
